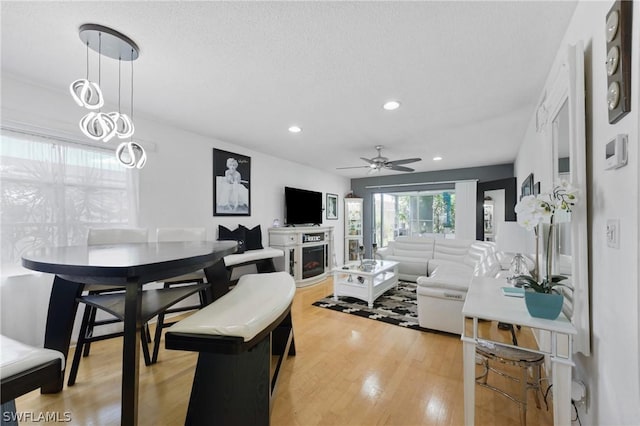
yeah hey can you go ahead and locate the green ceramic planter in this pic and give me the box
[524,291,563,320]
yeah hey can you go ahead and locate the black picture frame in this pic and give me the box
[213,148,251,216]
[533,181,541,196]
[326,193,338,220]
[521,173,534,199]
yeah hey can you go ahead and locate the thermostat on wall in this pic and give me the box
[605,134,627,170]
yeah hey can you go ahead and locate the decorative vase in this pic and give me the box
[524,291,563,320]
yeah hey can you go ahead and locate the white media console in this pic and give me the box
[269,226,334,287]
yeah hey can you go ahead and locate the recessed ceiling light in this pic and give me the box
[383,100,401,111]
[433,156,443,161]
[288,126,302,133]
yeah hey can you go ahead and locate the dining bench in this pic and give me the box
[204,247,285,300]
[223,247,284,279]
[1,335,65,422]
[165,271,296,426]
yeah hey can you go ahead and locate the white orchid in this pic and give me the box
[515,195,546,230]
[513,181,580,289]
[515,181,578,229]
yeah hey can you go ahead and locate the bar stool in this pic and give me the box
[475,340,545,426]
[67,228,151,386]
[68,228,208,385]
[151,227,209,363]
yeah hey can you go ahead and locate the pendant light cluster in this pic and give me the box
[70,24,146,169]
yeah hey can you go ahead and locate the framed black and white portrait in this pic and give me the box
[213,148,251,216]
[326,193,338,220]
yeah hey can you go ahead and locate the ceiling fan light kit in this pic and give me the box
[337,145,421,173]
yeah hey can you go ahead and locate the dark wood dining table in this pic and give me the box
[21,240,237,426]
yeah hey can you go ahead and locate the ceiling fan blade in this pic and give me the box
[360,157,375,165]
[336,165,371,170]
[386,158,422,166]
[387,165,415,172]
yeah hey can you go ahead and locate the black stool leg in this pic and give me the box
[82,301,99,357]
[68,305,92,386]
[151,311,166,364]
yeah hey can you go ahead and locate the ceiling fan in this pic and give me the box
[337,145,422,173]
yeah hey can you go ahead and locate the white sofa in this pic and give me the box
[376,236,436,281]
[378,236,502,334]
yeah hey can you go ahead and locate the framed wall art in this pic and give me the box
[326,193,338,220]
[534,181,541,196]
[521,173,534,199]
[213,148,251,216]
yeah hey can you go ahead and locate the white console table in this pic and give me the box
[269,226,334,287]
[461,277,576,426]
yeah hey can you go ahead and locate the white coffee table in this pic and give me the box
[333,260,399,308]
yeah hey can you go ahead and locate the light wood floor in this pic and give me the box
[16,278,554,425]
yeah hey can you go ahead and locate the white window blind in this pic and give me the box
[1,129,139,270]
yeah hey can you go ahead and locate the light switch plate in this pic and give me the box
[606,219,620,248]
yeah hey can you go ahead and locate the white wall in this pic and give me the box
[1,74,351,342]
[515,2,640,424]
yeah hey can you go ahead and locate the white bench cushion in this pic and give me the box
[0,335,64,380]
[167,271,295,342]
[223,247,284,267]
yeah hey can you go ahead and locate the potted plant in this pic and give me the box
[514,274,569,320]
[513,181,578,319]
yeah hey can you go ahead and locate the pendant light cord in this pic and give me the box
[130,47,134,141]
[98,32,102,112]
[85,41,89,80]
[98,32,102,87]
[118,58,121,113]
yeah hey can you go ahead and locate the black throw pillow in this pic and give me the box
[239,225,263,250]
[217,225,246,254]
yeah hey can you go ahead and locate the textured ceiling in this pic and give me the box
[1,1,577,178]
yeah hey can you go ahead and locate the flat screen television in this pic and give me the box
[284,186,323,226]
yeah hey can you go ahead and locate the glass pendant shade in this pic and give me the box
[79,112,117,141]
[69,79,104,109]
[107,112,135,139]
[116,141,147,169]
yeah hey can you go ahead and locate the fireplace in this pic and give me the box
[269,226,334,287]
[302,244,325,279]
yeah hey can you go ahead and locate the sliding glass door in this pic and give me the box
[372,190,456,247]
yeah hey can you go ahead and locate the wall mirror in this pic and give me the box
[546,42,590,356]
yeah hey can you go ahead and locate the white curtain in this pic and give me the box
[0,129,138,271]
[454,180,477,240]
